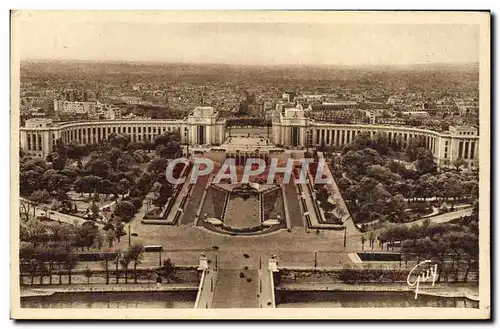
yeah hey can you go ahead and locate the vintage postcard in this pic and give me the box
[10,11,490,319]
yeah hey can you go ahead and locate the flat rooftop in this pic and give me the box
[221,137,275,151]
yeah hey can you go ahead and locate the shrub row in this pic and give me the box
[338,268,408,283]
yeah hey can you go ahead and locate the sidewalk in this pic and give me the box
[21,283,199,297]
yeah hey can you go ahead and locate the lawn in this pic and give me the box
[224,194,261,228]
[200,186,228,220]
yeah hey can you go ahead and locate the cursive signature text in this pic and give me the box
[406,260,438,299]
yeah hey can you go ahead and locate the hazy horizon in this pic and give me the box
[21,58,479,68]
[15,14,480,66]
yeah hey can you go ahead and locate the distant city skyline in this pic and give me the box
[15,13,480,66]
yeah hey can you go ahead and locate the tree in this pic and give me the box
[315,187,329,203]
[76,223,98,250]
[115,222,126,242]
[336,177,352,192]
[114,253,121,283]
[366,165,401,187]
[126,244,144,284]
[88,159,111,178]
[47,174,71,196]
[105,147,125,169]
[20,170,42,196]
[74,176,103,196]
[130,197,143,212]
[388,194,408,223]
[29,189,51,205]
[106,229,116,248]
[118,178,131,198]
[162,258,176,283]
[368,231,376,250]
[36,244,58,285]
[137,173,152,194]
[109,134,131,150]
[94,231,105,250]
[62,252,78,285]
[22,219,49,247]
[153,193,170,208]
[114,201,136,221]
[452,157,467,171]
[50,152,66,171]
[417,174,437,201]
[361,235,366,250]
[101,251,116,285]
[65,141,83,159]
[37,262,49,285]
[84,266,93,284]
[97,179,117,199]
[119,253,131,284]
[406,137,425,161]
[415,150,437,176]
[372,132,390,155]
[19,242,36,285]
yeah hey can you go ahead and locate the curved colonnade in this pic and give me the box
[20,113,479,169]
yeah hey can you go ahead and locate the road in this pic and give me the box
[409,208,472,226]
[22,200,104,228]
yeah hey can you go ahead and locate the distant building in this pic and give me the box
[64,90,76,102]
[53,100,97,115]
[401,111,430,117]
[121,96,143,104]
[307,101,358,112]
[105,107,122,120]
[26,107,47,117]
[456,99,479,116]
[282,92,296,103]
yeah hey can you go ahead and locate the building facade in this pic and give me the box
[273,108,479,169]
[20,106,478,169]
[20,106,226,158]
[54,100,97,115]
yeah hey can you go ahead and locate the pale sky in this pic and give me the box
[14,13,480,66]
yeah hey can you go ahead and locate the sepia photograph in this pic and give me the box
[10,10,490,319]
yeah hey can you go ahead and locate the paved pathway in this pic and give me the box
[284,183,304,228]
[212,269,259,308]
[194,268,218,308]
[179,175,209,226]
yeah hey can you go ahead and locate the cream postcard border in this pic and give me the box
[9,10,491,320]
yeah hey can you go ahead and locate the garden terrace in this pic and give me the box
[262,187,285,221]
[200,186,229,222]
